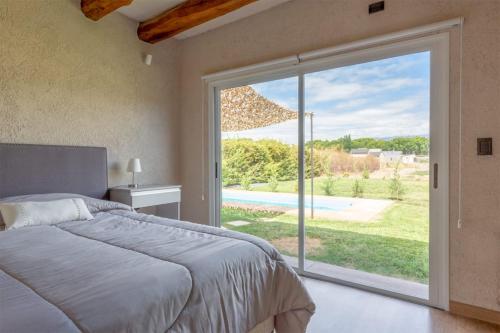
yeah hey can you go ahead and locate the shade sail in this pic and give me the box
[221,86,298,132]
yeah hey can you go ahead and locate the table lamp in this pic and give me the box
[127,158,142,188]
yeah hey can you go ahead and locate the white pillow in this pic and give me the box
[0,199,93,230]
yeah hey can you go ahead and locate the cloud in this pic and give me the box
[329,55,427,80]
[306,78,363,102]
[334,98,370,110]
[305,76,424,104]
[306,95,429,140]
[252,78,298,95]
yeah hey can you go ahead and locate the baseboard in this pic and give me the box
[449,300,500,326]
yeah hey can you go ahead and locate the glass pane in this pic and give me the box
[304,52,430,299]
[220,77,300,265]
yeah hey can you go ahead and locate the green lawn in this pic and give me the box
[222,176,429,283]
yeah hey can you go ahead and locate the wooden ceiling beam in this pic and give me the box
[81,0,133,21]
[138,0,257,44]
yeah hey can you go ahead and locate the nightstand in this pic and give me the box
[110,185,181,219]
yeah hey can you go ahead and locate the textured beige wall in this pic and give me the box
[2,0,499,314]
[0,0,181,186]
[178,0,500,311]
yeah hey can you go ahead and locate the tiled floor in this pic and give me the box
[304,277,500,333]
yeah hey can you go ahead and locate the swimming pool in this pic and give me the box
[222,190,353,211]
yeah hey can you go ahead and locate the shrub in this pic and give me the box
[352,179,364,198]
[389,163,405,200]
[322,174,335,196]
[221,206,283,219]
[240,173,252,191]
[305,147,323,177]
[222,139,298,185]
[362,169,370,179]
[357,155,380,172]
[332,150,354,173]
[261,140,298,180]
[267,168,279,192]
[222,139,269,185]
[352,155,379,172]
[319,149,380,174]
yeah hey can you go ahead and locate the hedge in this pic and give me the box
[222,139,321,186]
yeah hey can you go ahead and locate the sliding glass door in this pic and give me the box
[218,77,301,263]
[303,52,431,300]
[211,33,448,308]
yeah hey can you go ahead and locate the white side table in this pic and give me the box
[110,185,181,219]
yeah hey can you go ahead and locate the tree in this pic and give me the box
[352,179,364,198]
[389,163,405,200]
[339,134,353,152]
[240,172,253,191]
[351,137,386,150]
[322,174,335,196]
[321,157,335,196]
[384,136,429,155]
[306,139,342,150]
[267,165,280,192]
[306,136,429,155]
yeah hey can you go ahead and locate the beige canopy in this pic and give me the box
[220,86,299,132]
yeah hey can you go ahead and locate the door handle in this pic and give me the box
[433,163,438,189]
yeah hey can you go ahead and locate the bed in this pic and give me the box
[0,143,315,333]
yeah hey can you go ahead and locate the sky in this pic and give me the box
[222,52,430,144]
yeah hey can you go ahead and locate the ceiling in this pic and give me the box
[118,0,184,22]
[117,0,292,40]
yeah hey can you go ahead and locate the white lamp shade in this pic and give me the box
[127,158,142,173]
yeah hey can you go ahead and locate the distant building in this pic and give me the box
[368,149,382,157]
[351,148,382,158]
[401,154,416,163]
[380,151,416,164]
[380,151,402,163]
[415,155,429,163]
[351,148,369,156]
[352,148,417,164]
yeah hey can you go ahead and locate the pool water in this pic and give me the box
[222,190,353,211]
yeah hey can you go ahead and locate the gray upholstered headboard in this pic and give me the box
[0,143,108,199]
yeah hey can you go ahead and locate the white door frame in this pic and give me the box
[205,32,449,310]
